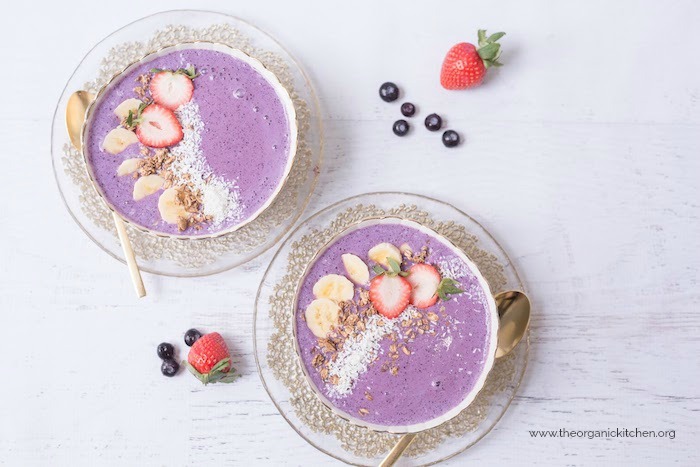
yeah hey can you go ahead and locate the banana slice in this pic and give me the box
[158,187,188,224]
[313,274,354,302]
[116,158,141,176]
[101,127,138,155]
[341,254,370,285]
[132,174,164,201]
[304,298,340,338]
[368,242,402,268]
[114,98,143,120]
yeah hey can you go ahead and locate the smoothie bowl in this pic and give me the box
[292,217,499,433]
[80,41,298,238]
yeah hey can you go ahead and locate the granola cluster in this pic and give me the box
[310,290,379,385]
[135,147,211,231]
[402,244,429,263]
[133,73,152,100]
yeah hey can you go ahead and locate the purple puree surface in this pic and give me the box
[85,48,291,236]
[295,223,493,427]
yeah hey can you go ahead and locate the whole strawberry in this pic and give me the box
[440,29,505,90]
[184,332,237,385]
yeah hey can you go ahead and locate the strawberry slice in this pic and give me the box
[407,264,442,309]
[150,71,194,110]
[370,274,412,319]
[136,104,183,148]
[408,263,465,308]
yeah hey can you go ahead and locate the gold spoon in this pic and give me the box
[65,91,146,298]
[379,290,531,467]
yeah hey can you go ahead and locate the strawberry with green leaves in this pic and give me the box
[407,263,463,309]
[184,332,238,385]
[440,29,506,90]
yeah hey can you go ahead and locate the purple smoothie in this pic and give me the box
[84,46,293,236]
[295,221,495,428]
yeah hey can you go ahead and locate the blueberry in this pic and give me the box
[442,130,460,147]
[400,102,415,117]
[161,358,179,377]
[393,119,410,136]
[184,328,202,347]
[379,82,399,102]
[157,342,174,360]
[425,113,442,131]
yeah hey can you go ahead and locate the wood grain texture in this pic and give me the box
[0,0,698,465]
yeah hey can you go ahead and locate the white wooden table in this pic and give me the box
[1,0,698,465]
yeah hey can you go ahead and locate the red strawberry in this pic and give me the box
[407,264,442,309]
[184,332,237,385]
[370,274,412,319]
[150,71,194,110]
[408,263,465,308]
[440,30,505,90]
[136,104,183,148]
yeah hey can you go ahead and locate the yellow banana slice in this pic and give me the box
[313,274,354,302]
[101,127,138,155]
[157,187,188,224]
[304,298,340,338]
[368,242,402,268]
[116,158,141,176]
[114,98,143,121]
[132,174,165,201]
[341,254,370,284]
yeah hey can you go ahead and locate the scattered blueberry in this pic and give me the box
[400,102,415,117]
[157,342,174,360]
[425,113,442,131]
[184,328,202,347]
[442,130,460,147]
[379,82,399,102]
[393,119,410,136]
[161,358,179,377]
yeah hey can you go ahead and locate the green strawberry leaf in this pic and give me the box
[477,29,487,47]
[125,110,134,128]
[124,102,149,129]
[372,264,386,275]
[150,66,199,79]
[179,65,200,79]
[436,278,464,302]
[386,257,402,275]
[477,43,500,61]
[183,357,236,385]
[487,32,506,43]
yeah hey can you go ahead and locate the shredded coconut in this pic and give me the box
[170,100,243,227]
[327,307,421,397]
[436,256,471,280]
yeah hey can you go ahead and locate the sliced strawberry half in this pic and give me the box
[407,264,442,309]
[150,71,194,110]
[370,274,411,319]
[136,104,183,148]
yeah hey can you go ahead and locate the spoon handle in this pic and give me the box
[379,433,417,467]
[112,213,146,298]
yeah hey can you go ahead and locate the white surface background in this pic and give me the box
[1,1,699,465]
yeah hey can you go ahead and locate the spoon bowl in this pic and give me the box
[65,90,94,151]
[495,290,531,358]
